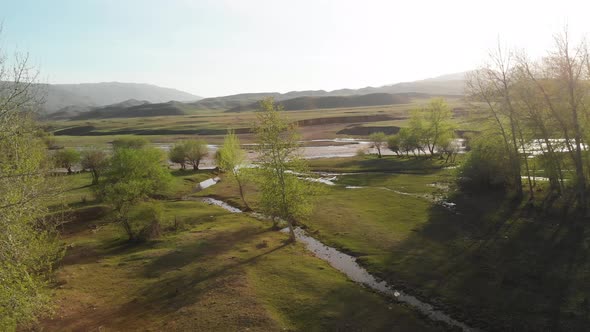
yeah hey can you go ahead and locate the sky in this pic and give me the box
[1,0,588,97]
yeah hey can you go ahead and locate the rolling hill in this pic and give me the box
[191,72,467,112]
[68,100,188,120]
[40,82,201,113]
[226,92,428,112]
[45,72,468,119]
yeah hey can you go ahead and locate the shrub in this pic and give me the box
[458,134,511,191]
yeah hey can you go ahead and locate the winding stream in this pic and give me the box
[197,186,476,331]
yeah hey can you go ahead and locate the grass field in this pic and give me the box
[39,98,589,331]
[205,155,590,331]
[45,96,484,149]
[42,171,439,331]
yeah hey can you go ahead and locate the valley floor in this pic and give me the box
[42,171,437,331]
[42,155,590,331]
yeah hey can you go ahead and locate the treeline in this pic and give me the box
[368,98,459,162]
[463,31,590,210]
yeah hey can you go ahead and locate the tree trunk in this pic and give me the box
[120,217,134,241]
[236,175,250,210]
[92,169,99,185]
[67,166,72,175]
[287,220,296,242]
[377,147,382,158]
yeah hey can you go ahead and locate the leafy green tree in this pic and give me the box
[398,127,420,157]
[459,133,512,190]
[54,148,80,174]
[81,147,108,185]
[387,134,401,156]
[419,98,455,155]
[168,143,187,170]
[217,130,250,209]
[112,137,148,150]
[184,139,208,170]
[0,49,64,329]
[97,147,171,240]
[254,98,315,242]
[369,132,387,158]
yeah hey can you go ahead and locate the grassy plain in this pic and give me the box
[206,155,590,331]
[42,99,590,331]
[46,96,483,149]
[43,171,438,331]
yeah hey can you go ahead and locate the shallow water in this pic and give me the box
[282,227,476,332]
[200,197,242,213]
[197,177,220,190]
[197,180,473,330]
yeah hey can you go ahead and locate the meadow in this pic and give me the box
[41,97,590,332]
[44,171,437,331]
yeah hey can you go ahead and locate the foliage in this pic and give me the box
[418,98,455,155]
[112,137,148,150]
[368,132,387,158]
[168,143,187,170]
[387,134,401,156]
[458,133,512,190]
[80,147,108,185]
[253,98,316,241]
[131,202,164,241]
[53,148,80,174]
[97,146,171,240]
[398,127,421,156]
[0,52,64,329]
[183,139,208,170]
[216,130,250,209]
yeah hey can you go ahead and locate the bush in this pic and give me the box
[458,134,511,191]
[130,202,164,241]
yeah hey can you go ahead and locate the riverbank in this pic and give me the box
[41,171,439,331]
[200,154,590,331]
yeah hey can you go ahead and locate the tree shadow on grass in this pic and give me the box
[380,189,590,331]
[142,225,271,277]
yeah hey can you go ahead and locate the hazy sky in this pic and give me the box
[2,0,588,97]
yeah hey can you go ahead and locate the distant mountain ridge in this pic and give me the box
[190,72,467,111]
[40,82,201,113]
[226,92,431,112]
[46,72,468,119]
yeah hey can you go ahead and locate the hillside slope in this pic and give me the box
[70,100,188,120]
[40,82,201,113]
[227,92,430,112]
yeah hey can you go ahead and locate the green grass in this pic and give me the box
[308,155,454,173]
[205,155,590,331]
[43,171,438,331]
[46,96,485,148]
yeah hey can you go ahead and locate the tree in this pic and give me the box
[419,98,455,156]
[398,127,420,157]
[97,147,171,240]
[459,132,512,190]
[81,147,108,185]
[217,130,250,210]
[184,139,208,170]
[254,98,315,242]
[54,148,80,174]
[466,44,524,198]
[0,44,63,329]
[387,134,401,156]
[168,143,187,170]
[369,132,387,158]
[112,136,148,150]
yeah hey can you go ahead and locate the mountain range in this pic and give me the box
[39,82,201,113]
[43,72,468,120]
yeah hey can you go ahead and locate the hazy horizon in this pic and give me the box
[3,0,589,97]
